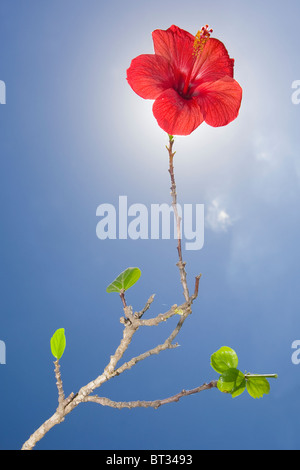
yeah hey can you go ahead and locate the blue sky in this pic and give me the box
[1,0,300,450]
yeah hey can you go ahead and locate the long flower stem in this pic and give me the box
[166,134,190,302]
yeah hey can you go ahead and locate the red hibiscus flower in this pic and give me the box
[126,25,242,136]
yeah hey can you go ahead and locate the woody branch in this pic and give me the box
[83,381,218,409]
[21,136,208,451]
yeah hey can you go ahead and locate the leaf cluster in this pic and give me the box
[210,347,276,399]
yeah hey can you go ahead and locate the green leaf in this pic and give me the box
[246,377,270,399]
[217,368,246,397]
[231,377,247,398]
[50,328,66,360]
[106,267,141,293]
[211,346,239,374]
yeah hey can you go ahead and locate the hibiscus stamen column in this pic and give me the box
[193,25,213,56]
[166,134,190,302]
[182,25,213,97]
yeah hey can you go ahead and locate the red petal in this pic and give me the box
[195,76,242,127]
[192,38,234,84]
[127,54,174,99]
[152,25,194,74]
[152,88,204,135]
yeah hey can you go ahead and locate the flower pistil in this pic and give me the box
[193,25,213,57]
[181,25,213,97]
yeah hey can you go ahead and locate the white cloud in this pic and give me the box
[206,199,233,232]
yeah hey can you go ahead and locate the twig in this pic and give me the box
[120,289,127,308]
[138,304,178,326]
[135,294,156,319]
[114,338,179,377]
[83,381,218,409]
[190,274,202,302]
[54,360,65,414]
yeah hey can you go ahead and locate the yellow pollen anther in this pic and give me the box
[193,24,213,56]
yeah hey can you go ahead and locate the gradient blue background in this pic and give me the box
[1,0,300,450]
